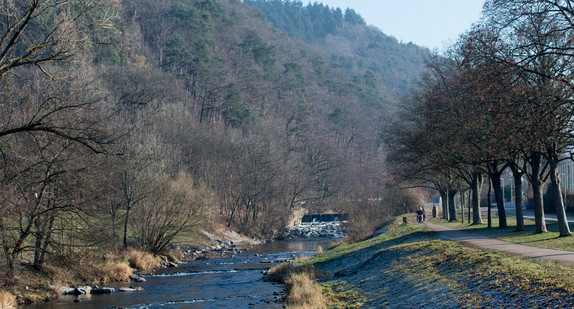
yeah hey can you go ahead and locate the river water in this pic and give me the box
[25,239,334,309]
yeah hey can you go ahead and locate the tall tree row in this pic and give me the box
[387,0,574,236]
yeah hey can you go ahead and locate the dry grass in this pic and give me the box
[266,255,319,283]
[102,262,134,282]
[0,291,16,309]
[48,260,133,285]
[42,263,75,286]
[43,250,139,285]
[266,254,329,309]
[284,272,326,309]
[127,249,160,272]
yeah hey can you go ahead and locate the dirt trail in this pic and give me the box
[425,222,574,265]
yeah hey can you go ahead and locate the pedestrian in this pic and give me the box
[416,207,423,224]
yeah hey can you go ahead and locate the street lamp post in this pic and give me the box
[509,177,513,206]
[561,173,566,205]
[501,177,505,206]
[566,164,570,207]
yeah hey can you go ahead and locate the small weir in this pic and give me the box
[286,213,347,239]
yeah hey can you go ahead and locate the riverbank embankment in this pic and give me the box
[270,217,574,308]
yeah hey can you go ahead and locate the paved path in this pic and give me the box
[425,222,574,265]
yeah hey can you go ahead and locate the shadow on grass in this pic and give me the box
[432,218,574,252]
[436,218,568,236]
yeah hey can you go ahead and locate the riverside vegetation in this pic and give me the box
[269,216,574,308]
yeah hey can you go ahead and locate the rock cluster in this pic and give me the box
[57,275,146,296]
[183,239,244,260]
[159,255,179,268]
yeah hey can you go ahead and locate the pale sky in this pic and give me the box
[316,0,486,50]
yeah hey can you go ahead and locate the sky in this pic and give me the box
[316,0,486,50]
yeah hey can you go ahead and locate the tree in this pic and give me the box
[0,0,119,77]
[131,172,205,254]
[344,8,365,26]
[483,0,574,235]
[0,61,114,279]
[274,62,311,151]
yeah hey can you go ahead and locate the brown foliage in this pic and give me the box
[0,291,16,309]
[285,273,326,309]
[126,249,160,273]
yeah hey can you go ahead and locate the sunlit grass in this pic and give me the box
[321,281,366,309]
[300,216,574,307]
[266,215,574,308]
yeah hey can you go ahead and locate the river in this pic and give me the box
[24,239,334,309]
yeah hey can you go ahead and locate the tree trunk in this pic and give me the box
[488,176,492,228]
[467,190,471,223]
[530,151,547,233]
[5,251,16,283]
[34,214,55,271]
[549,151,572,237]
[471,172,483,224]
[440,190,448,220]
[461,193,465,223]
[448,188,458,222]
[491,173,507,228]
[123,205,131,249]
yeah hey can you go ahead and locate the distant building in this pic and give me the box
[558,159,574,193]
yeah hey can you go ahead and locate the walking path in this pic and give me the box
[425,222,574,265]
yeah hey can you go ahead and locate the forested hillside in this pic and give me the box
[246,0,427,96]
[0,0,428,288]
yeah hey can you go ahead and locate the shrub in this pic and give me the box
[102,262,134,282]
[0,290,16,309]
[285,273,325,309]
[127,249,160,272]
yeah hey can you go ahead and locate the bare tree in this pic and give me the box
[483,0,574,235]
[0,0,119,77]
[131,172,205,254]
[0,61,114,279]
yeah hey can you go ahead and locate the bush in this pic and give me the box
[127,249,160,272]
[102,262,134,282]
[0,290,16,309]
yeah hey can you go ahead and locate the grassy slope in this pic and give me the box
[300,217,574,308]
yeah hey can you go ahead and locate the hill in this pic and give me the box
[246,0,427,96]
[0,0,429,297]
[106,0,430,235]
